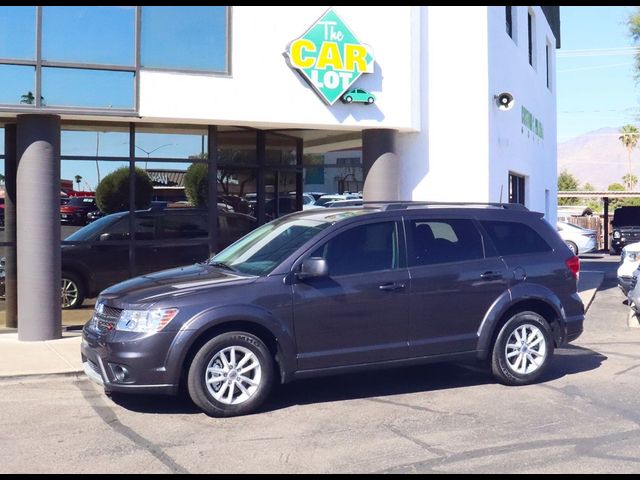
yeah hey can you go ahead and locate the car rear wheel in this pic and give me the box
[367,97,374,104]
[61,272,85,309]
[345,96,353,103]
[187,331,275,417]
[491,311,554,386]
[565,240,578,255]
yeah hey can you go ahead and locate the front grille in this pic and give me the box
[94,304,122,332]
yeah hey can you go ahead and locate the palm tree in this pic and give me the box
[619,124,640,189]
[20,91,35,105]
[74,175,83,191]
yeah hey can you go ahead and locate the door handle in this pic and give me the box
[379,282,406,292]
[480,271,503,281]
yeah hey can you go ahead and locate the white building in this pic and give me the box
[0,6,560,339]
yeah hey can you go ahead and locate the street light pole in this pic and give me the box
[134,143,174,170]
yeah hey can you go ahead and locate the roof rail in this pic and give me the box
[361,201,529,211]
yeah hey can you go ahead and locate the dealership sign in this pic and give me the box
[285,8,374,105]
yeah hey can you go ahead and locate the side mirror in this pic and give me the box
[98,233,111,242]
[297,257,329,280]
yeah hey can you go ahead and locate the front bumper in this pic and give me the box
[81,323,179,395]
[618,276,634,295]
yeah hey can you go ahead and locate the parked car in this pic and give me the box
[314,194,347,207]
[81,202,584,417]
[86,210,105,223]
[626,267,640,312]
[617,242,640,294]
[610,206,640,254]
[305,192,327,202]
[0,208,256,308]
[325,199,363,208]
[60,197,97,225]
[556,221,597,255]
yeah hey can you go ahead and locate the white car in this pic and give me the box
[556,221,597,256]
[302,193,322,210]
[617,242,640,294]
[314,194,347,207]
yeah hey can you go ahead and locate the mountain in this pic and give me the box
[558,127,639,189]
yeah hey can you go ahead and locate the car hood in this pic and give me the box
[623,241,640,253]
[99,263,257,307]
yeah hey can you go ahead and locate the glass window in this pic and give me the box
[62,127,130,158]
[102,215,156,241]
[481,220,552,256]
[135,126,208,160]
[0,65,35,105]
[311,222,398,276]
[505,6,513,39]
[407,219,484,266]
[266,133,297,166]
[42,6,135,66]
[141,6,228,72]
[161,213,208,239]
[217,167,257,216]
[528,10,535,67]
[218,129,257,166]
[0,7,36,60]
[42,67,134,109]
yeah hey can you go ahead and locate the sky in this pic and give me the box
[557,6,639,142]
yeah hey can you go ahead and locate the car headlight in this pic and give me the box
[115,308,179,333]
[613,230,621,239]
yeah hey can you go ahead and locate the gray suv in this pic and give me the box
[82,202,584,417]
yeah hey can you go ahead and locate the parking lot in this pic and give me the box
[0,255,639,473]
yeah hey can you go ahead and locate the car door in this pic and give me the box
[292,219,410,370]
[89,216,136,291]
[138,211,209,274]
[405,215,510,357]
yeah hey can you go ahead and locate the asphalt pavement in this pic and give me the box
[1,255,639,473]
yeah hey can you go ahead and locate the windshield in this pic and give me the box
[64,214,123,241]
[211,216,331,276]
[68,197,95,206]
[315,197,343,207]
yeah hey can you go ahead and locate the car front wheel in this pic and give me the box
[187,331,275,417]
[491,311,554,386]
[61,272,85,309]
[345,96,353,103]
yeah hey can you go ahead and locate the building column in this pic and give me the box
[4,125,18,328]
[362,129,400,201]
[16,115,61,341]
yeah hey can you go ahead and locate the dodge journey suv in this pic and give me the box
[82,202,584,417]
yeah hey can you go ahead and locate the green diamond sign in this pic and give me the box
[285,8,374,105]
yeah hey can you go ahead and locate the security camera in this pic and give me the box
[495,92,515,111]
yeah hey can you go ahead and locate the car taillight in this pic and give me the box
[566,255,580,279]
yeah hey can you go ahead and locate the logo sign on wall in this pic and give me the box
[285,8,374,105]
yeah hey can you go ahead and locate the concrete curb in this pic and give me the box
[578,271,605,313]
[0,370,84,384]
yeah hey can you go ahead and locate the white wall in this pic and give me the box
[139,6,419,132]
[398,6,491,203]
[487,6,558,222]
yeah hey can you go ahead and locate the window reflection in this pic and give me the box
[0,65,35,105]
[141,6,228,72]
[42,6,135,66]
[42,67,134,109]
[0,7,35,60]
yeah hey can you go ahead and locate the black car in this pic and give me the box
[82,202,584,417]
[1,208,256,309]
[610,206,640,254]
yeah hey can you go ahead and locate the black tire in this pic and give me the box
[61,272,85,309]
[491,311,554,386]
[565,240,578,256]
[187,331,275,417]
[367,97,374,104]
[345,96,353,103]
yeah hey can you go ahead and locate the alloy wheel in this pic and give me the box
[61,278,79,308]
[504,323,547,375]
[205,346,262,405]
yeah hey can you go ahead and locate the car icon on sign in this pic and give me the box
[341,88,375,105]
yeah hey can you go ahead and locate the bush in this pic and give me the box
[184,163,209,207]
[95,167,153,214]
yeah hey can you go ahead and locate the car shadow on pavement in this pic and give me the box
[108,345,606,416]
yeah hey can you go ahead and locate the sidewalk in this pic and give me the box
[0,272,606,381]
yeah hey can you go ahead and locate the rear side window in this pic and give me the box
[481,220,551,256]
[407,218,484,266]
[161,214,208,239]
[310,222,398,276]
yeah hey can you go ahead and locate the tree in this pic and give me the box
[95,167,153,214]
[619,125,639,187]
[74,175,82,191]
[184,163,209,207]
[583,183,595,191]
[558,169,579,206]
[623,173,639,190]
[0,173,5,184]
[19,91,45,105]
[608,182,625,191]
